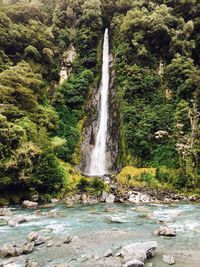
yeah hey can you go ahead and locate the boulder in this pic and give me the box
[105,194,115,203]
[34,235,45,246]
[154,226,176,237]
[108,216,125,223]
[104,176,110,184]
[23,242,35,254]
[27,232,45,246]
[81,193,89,204]
[162,255,175,265]
[46,241,53,247]
[123,259,144,267]
[27,232,39,242]
[0,208,12,217]
[1,255,26,266]
[100,191,109,202]
[129,193,151,203]
[0,243,17,257]
[22,201,38,209]
[119,241,157,260]
[63,235,73,244]
[8,216,27,227]
[26,258,39,267]
[104,249,113,257]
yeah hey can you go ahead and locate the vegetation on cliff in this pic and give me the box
[0,0,200,202]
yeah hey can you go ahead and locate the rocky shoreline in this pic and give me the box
[63,185,200,207]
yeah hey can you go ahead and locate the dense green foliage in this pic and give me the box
[0,0,102,200]
[0,0,200,202]
[111,0,200,188]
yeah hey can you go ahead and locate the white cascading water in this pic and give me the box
[88,28,109,176]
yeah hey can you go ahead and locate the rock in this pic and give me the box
[81,193,89,204]
[63,235,73,244]
[100,191,109,202]
[1,255,27,266]
[27,232,39,242]
[154,226,176,237]
[119,241,157,261]
[129,193,151,203]
[27,232,45,246]
[30,194,39,202]
[22,201,38,209]
[108,216,125,223]
[0,208,12,217]
[26,258,39,267]
[188,195,197,201]
[162,255,175,265]
[8,216,27,227]
[145,262,153,267]
[104,176,110,184]
[34,235,45,246]
[105,194,115,203]
[23,242,35,254]
[46,241,53,247]
[123,259,144,267]
[0,243,17,257]
[104,249,113,257]
[51,198,60,203]
[14,246,23,256]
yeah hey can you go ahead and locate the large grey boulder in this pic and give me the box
[123,259,144,267]
[22,201,38,209]
[119,241,157,261]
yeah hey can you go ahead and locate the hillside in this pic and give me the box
[0,0,200,204]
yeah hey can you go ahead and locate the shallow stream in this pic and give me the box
[1,202,200,266]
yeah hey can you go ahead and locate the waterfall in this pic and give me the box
[88,28,109,176]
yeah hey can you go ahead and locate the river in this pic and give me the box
[1,202,200,266]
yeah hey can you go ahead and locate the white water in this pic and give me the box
[88,29,109,176]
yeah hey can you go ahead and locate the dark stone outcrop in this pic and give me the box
[80,52,120,175]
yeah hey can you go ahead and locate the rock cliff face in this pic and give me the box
[80,53,120,175]
[59,46,76,85]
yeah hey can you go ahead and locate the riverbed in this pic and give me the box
[1,202,200,266]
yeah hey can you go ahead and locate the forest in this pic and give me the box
[0,0,200,204]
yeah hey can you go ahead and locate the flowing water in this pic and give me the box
[88,29,109,176]
[1,203,200,266]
